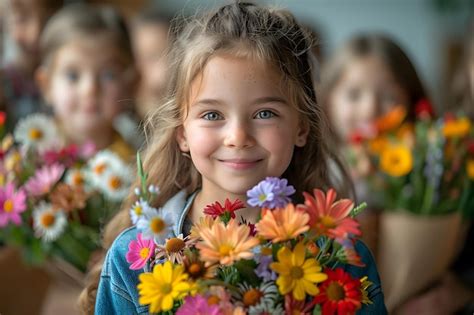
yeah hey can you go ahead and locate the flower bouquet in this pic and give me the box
[124,156,378,315]
[0,113,133,273]
[346,101,474,311]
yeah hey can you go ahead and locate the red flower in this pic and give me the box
[42,145,80,167]
[314,268,363,315]
[415,98,435,119]
[0,112,6,125]
[203,199,245,219]
[284,294,316,315]
[467,139,474,157]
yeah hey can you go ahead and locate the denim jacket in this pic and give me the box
[95,190,387,314]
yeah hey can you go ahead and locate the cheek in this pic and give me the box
[49,79,76,117]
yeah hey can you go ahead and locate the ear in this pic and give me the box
[35,66,51,105]
[295,119,310,147]
[176,125,190,152]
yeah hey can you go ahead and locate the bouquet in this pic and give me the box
[125,156,375,314]
[346,101,474,217]
[0,113,133,272]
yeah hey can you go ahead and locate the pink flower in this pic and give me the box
[177,295,221,315]
[24,164,65,197]
[0,183,27,227]
[126,233,156,270]
[42,145,79,167]
[297,189,361,242]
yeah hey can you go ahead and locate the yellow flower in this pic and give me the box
[467,159,474,180]
[137,261,190,313]
[270,242,327,301]
[196,218,259,266]
[443,117,471,138]
[255,203,309,243]
[380,144,413,177]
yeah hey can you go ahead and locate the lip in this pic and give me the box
[218,158,263,170]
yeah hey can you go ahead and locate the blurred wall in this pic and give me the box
[156,0,473,111]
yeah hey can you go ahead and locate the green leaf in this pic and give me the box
[234,259,259,286]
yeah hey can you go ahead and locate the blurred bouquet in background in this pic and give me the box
[347,101,474,217]
[0,113,132,272]
[126,156,376,314]
[346,101,474,311]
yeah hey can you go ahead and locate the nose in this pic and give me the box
[223,119,256,149]
[82,75,99,101]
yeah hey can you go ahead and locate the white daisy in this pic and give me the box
[13,114,62,152]
[129,199,151,224]
[136,206,173,245]
[233,282,280,315]
[33,202,67,242]
[65,168,90,191]
[97,165,133,201]
[86,150,125,187]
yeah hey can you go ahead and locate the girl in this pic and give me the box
[80,3,387,314]
[321,34,431,254]
[35,3,140,160]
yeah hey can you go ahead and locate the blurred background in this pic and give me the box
[0,0,473,314]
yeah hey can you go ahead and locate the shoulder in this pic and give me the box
[98,226,148,313]
[344,240,388,314]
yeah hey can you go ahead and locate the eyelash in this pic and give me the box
[201,110,277,121]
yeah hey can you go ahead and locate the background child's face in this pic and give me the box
[328,56,409,141]
[6,0,47,65]
[43,37,133,138]
[133,23,169,97]
[177,55,308,197]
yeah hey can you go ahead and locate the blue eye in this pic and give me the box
[65,70,79,83]
[101,69,118,82]
[203,112,222,121]
[255,110,275,119]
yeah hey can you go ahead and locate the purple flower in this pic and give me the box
[255,254,277,282]
[176,295,220,315]
[247,177,295,209]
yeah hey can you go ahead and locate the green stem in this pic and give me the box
[420,183,435,215]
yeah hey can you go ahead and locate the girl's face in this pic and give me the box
[177,55,308,198]
[328,56,409,141]
[42,36,133,142]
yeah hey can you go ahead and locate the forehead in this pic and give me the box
[341,56,398,86]
[188,54,285,103]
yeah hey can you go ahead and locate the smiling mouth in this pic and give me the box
[218,159,263,170]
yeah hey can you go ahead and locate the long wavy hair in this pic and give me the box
[79,2,351,313]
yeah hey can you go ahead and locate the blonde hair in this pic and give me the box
[39,3,133,67]
[79,2,350,313]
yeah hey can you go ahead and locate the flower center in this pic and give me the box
[326,282,346,301]
[188,262,202,277]
[258,194,267,202]
[134,206,142,215]
[207,295,220,305]
[139,247,150,259]
[109,176,122,190]
[94,163,106,175]
[72,173,84,186]
[166,238,185,253]
[29,128,43,140]
[243,288,263,306]
[160,283,172,294]
[290,266,304,279]
[219,244,233,256]
[3,199,13,213]
[261,247,272,256]
[320,215,336,229]
[390,154,401,165]
[41,213,56,227]
[150,218,165,234]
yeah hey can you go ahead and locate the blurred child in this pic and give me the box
[2,0,63,130]
[397,21,474,315]
[130,8,171,119]
[321,34,430,256]
[36,3,139,161]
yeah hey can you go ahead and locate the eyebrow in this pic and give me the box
[193,96,288,107]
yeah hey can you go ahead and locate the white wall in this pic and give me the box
[158,0,473,108]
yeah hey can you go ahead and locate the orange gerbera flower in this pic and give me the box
[297,189,361,241]
[255,203,309,243]
[374,105,407,133]
[196,218,259,266]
